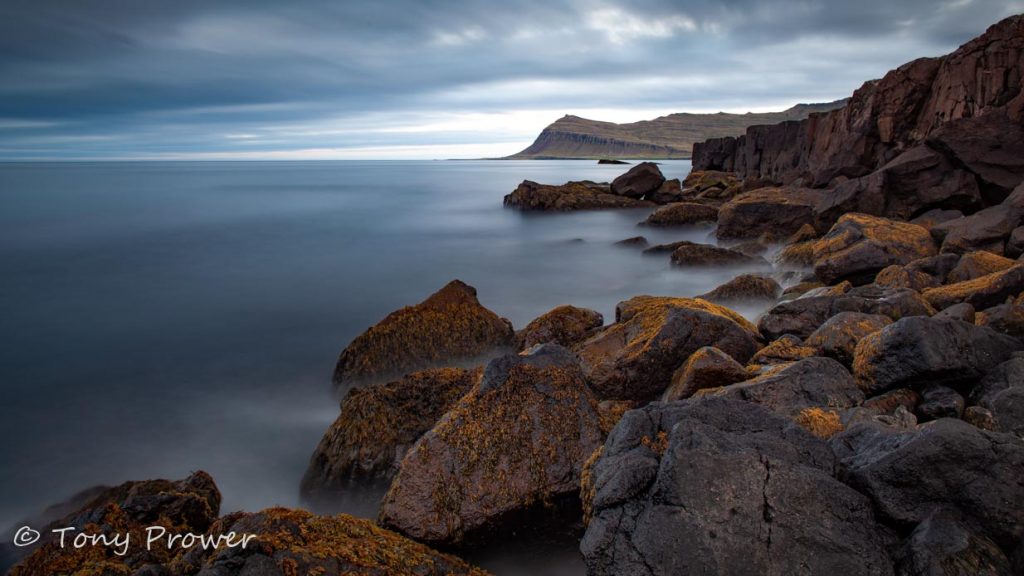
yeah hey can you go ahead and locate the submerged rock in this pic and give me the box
[641,202,718,226]
[503,180,654,211]
[332,280,514,391]
[516,305,604,351]
[669,242,764,268]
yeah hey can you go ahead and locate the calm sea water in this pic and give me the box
[0,160,769,573]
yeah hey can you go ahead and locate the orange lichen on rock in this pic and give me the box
[812,213,936,285]
[794,407,845,438]
[580,445,604,526]
[516,305,604,350]
[922,265,1024,310]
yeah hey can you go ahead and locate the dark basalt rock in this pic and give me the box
[970,356,1024,438]
[804,311,893,367]
[852,316,1022,396]
[875,253,961,291]
[749,334,818,365]
[715,186,824,241]
[947,251,1018,284]
[812,213,936,285]
[894,509,1012,576]
[911,208,964,230]
[597,158,629,164]
[640,202,718,226]
[610,162,665,199]
[503,179,655,211]
[646,178,687,204]
[922,265,1024,311]
[581,398,894,576]
[862,388,921,415]
[669,241,765,268]
[977,300,1024,340]
[934,302,976,322]
[516,304,604,350]
[698,273,781,305]
[1007,226,1024,259]
[915,384,966,422]
[932,183,1024,255]
[613,235,648,248]
[661,346,748,401]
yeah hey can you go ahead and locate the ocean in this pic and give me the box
[0,159,771,573]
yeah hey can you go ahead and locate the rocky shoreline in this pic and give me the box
[7,14,1024,576]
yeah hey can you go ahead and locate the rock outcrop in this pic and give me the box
[332,280,514,391]
[611,162,665,198]
[503,179,655,211]
[812,213,936,285]
[715,187,823,241]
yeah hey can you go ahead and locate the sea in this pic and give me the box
[0,159,774,574]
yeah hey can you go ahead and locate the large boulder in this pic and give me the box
[301,367,480,500]
[947,251,1018,284]
[577,296,763,400]
[921,265,1024,310]
[661,346,749,401]
[8,472,221,576]
[698,356,865,417]
[835,418,1024,551]
[715,187,824,241]
[812,213,936,285]
[926,112,1024,199]
[970,356,1024,438]
[641,202,718,226]
[332,280,514,390]
[378,345,603,546]
[977,299,1024,340]
[516,304,604,350]
[175,508,487,576]
[581,398,895,576]
[757,283,934,341]
[804,311,893,366]
[669,242,764,268]
[932,183,1024,255]
[852,316,1022,395]
[503,180,654,211]
[611,162,665,198]
[874,253,960,291]
[698,274,781,305]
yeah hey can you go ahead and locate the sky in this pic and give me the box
[0,0,1021,160]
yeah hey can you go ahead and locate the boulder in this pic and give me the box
[758,283,934,341]
[934,302,977,322]
[577,296,762,400]
[862,388,921,415]
[932,183,1024,255]
[516,305,604,350]
[611,162,665,198]
[682,169,740,193]
[641,202,718,226]
[646,178,686,204]
[8,472,220,576]
[332,280,514,390]
[874,253,960,291]
[926,112,1024,199]
[613,235,648,248]
[669,242,764,268]
[977,300,1024,340]
[698,356,865,418]
[698,274,781,305]
[947,251,1018,284]
[963,405,997,431]
[378,345,603,546]
[911,208,964,230]
[641,240,693,255]
[749,334,818,365]
[852,316,1022,396]
[1007,226,1024,259]
[301,367,480,499]
[812,213,936,285]
[894,509,1012,576]
[715,187,824,241]
[175,508,486,576]
[661,346,749,401]
[835,417,1024,550]
[915,384,966,422]
[922,265,1024,310]
[970,356,1024,438]
[504,180,655,211]
[581,398,894,576]
[805,311,893,366]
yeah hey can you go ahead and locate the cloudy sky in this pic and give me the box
[0,0,1020,160]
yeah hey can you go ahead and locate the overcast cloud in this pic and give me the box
[0,0,1020,159]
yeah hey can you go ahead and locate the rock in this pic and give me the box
[698,356,865,418]
[852,316,1022,396]
[780,280,825,298]
[970,356,1024,438]
[911,208,964,230]
[805,311,893,366]
[597,400,638,436]
[715,186,824,241]
[378,344,603,546]
[646,178,686,204]
[577,296,763,401]
[9,472,220,576]
[504,180,655,211]
[598,159,629,164]
[875,253,961,291]
[793,406,845,438]
[776,238,817,268]
[812,213,936,285]
[640,202,718,226]
[610,162,665,198]
[977,300,1024,339]
[661,346,749,401]
[964,405,998,431]
[835,417,1024,550]
[682,169,740,193]
[926,112,1024,199]
[332,280,514,390]
[862,388,921,415]
[698,274,781,305]
[922,265,1024,310]
[935,302,977,322]
[758,283,935,341]
[947,251,1018,284]
[894,509,1012,576]
[613,235,648,248]
[301,367,480,499]
[175,508,486,576]
[749,334,818,365]
[1007,226,1024,259]
[932,183,1024,255]
[641,240,693,255]
[669,241,764,267]
[915,384,966,422]
[581,398,894,576]
[516,305,604,350]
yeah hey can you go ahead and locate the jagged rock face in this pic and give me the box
[503,179,655,211]
[301,367,481,500]
[577,296,763,401]
[378,345,603,547]
[812,213,937,285]
[580,398,895,576]
[611,162,665,198]
[516,305,604,351]
[932,183,1024,255]
[641,202,718,226]
[176,508,487,576]
[8,472,221,576]
[332,280,514,391]
[693,15,1024,193]
[715,187,823,241]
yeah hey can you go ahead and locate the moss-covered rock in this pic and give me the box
[503,180,655,211]
[716,187,824,241]
[946,251,1017,284]
[812,213,936,285]
[669,242,765,268]
[332,280,514,390]
[662,346,749,401]
[515,305,604,351]
[922,265,1024,310]
[749,335,818,365]
[641,202,718,226]
[874,253,960,291]
[804,311,893,367]
[378,344,603,547]
[698,274,781,305]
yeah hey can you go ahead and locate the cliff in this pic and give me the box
[507,101,847,160]
[693,15,1024,195]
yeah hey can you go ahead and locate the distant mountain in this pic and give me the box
[506,100,848,160]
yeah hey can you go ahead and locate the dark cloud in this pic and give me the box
[0,0,1019,158]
